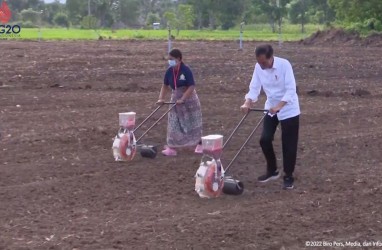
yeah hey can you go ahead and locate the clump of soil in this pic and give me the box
[301,28,382,46]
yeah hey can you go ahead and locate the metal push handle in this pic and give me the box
[133,102,175,132]
[136,103,176,143]
[223,113,267,174]
[249,108,268,112]
[222,108,268,149]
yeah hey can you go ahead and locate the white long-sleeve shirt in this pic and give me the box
[245,56,300,120]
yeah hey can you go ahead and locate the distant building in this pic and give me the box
[153,22,160,30]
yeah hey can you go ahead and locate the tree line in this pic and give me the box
[7,0,382,33]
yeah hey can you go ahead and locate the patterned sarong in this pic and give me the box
[167,87,202,148]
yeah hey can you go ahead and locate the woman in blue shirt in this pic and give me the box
[157,49,203,156]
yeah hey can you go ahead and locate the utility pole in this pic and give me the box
[167,23,172,53]
[38,10,43,41]
[88,0,91,29]
[277,0,282,47]
[239,22,244,51]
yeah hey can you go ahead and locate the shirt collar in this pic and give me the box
[271,57,280,69]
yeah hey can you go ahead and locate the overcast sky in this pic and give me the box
[44,0,66,3]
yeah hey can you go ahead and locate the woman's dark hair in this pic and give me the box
[255,44,273,59]
[169,49,182,60]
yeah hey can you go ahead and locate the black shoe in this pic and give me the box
[258,170,280,183]
[283,176,294,190]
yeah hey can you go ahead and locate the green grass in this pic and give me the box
[3,24,324,41]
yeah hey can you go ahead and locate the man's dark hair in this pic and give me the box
[169,49,182,60]
[255,44,273,59]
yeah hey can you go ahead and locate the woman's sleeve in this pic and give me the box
[186,67,195,86]
[164,69,170,85]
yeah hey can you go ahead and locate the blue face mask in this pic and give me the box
[168,59,176,67]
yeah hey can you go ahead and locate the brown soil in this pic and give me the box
[1,40,382,250]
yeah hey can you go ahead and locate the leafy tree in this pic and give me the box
[113,0,140,27]
[66,0,115,27]
[164,4,195,34]
[242,0,263,24]
[328,0,382,23]
[177,4,195,30]
[66,0,87,25]
[287,0,309,32]
[164,10,178,29]
[215,0,246,30]
[328,0,382,31]
[94,0,116,27]
[8,0,42,13]
[20,8,41,23]
[54,12,70,27]
[252,0,291,33]
[43,1,66,25]
[187,0,210,29]
[308,0,335,24]
[139,0,160,24]
[81,15,98,29]
[146,12,160,27]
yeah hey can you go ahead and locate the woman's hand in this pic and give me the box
[157,84,169,105]
[156,99,165,105]
[176,99,185,105]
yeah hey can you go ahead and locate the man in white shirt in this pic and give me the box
[240,44,300,189]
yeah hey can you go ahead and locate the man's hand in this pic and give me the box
[269,102,286,114]
[240,100,252,113]
[269,106,281,114]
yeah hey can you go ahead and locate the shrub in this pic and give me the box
[54,13,70,28]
